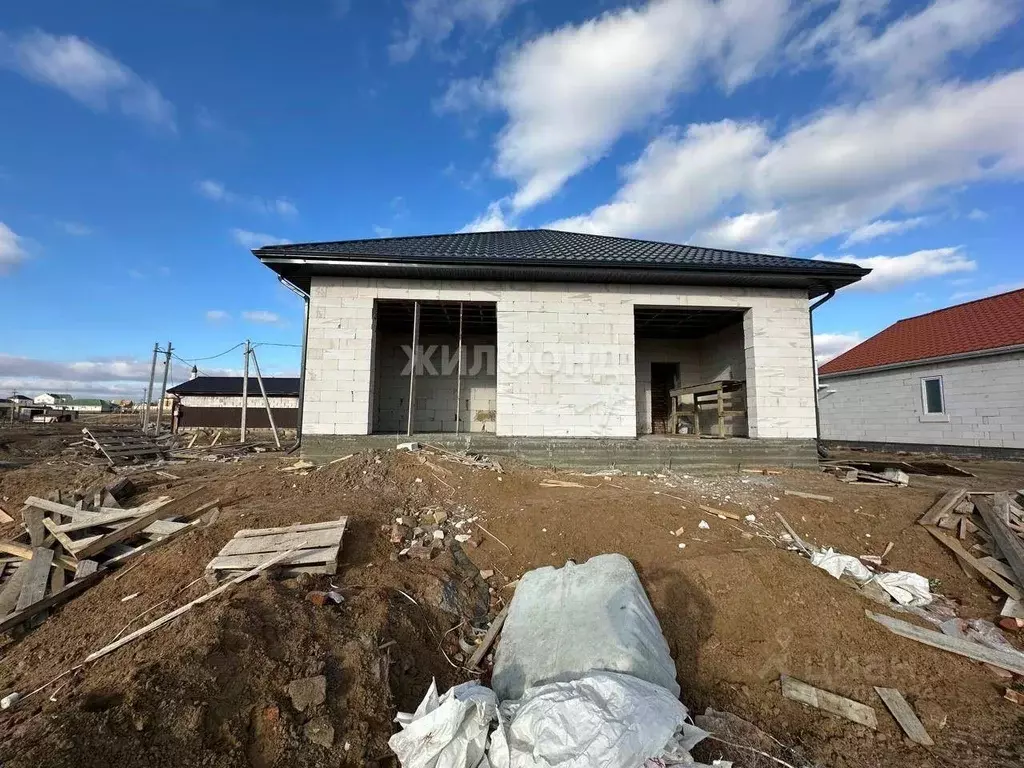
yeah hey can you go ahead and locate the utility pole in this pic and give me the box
[249,346,281,449]
[240,340,250,443]
[154,342,172,434]
[142,342,159,433]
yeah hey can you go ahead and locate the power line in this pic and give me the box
[252,342,302,348]
[173,341,246,362]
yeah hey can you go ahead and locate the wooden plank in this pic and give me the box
[468,602,510,670]
[0,566,26,617]
[104,519,204,568]
[925,526,1022,600]
[774,511,813,555]
[72,499,174,559]
[977,556,1018,584]
[207,545,339,572]
[0,541,35,560]
[780,676,877,729]
[84,546,304,664]
[233,519,348,539]
[867,610,1024,676]
[919,488,968,526]
[784,490,834,502]
[23,496,78,518]
[873,687,934,746]
[0,569,106,634]
[23,507,44,547]
[56,508,147,532]
[974,496,1024,592]
[697,504,742,521]
[41,517,81,557]
[220,526,344,557]
[15,548,54,612]
[75,560,99,579]
[0,504,13,524]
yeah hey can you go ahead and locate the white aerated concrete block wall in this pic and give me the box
[819,351,1024,448]
[303,278,817,438]
[373,332,497,433]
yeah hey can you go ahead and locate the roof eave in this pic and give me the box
[254,254,867,298]
[819,342,1024,378]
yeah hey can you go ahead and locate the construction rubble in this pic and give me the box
[0,426,1022,768]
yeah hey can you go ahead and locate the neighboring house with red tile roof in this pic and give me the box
[818,288,1024,454]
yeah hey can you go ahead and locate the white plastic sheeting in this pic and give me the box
[389,554,717,767]
[810,548,932,606]
[491,554,680,701]
[488,672,704,768]
[389,680,497,768]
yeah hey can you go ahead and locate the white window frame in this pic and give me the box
[919,376,948,422]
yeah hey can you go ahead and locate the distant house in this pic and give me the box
[818,289,1024,455]
[167,376,300,430]
[62,399,115,413]
[10,394,33,405]
[34,393,73,406]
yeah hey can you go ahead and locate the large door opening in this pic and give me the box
[371,299,497,434]
[634,306,749,437]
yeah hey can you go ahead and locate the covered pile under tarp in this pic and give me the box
[389,554,715,768]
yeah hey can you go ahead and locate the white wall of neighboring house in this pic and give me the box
[818,350,1024,449]
[61,402,113,413]
[302,277,816,439]
[178,395,300,409]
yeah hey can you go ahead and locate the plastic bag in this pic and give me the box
[389,679,498,768]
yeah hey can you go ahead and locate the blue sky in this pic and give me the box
[1,0,1023,399]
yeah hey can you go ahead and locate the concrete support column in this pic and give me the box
[743,304,817,438]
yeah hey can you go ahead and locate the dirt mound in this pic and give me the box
[0,554,483,768]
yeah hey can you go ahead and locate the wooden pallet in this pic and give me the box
[82,426,166,465]
[205,518,347,584]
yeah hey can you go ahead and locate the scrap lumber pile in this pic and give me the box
[822,458,974,486]
[919,488,1024,619]
[168,440,269,463]
[205,517,347,584]
[0,482,217,635]
[81,425,165,466]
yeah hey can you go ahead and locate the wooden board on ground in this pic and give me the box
[15,548,54,613]
[72,499,174,559]
[874,687,934,746]
[925,526,1022,600]
[866,610,1024,676]
[919,488,968,526]
[974,495,1024,591]
[780,675,877,729]
[0,566,26,617]
[206,517,347,582]
[0,569,105,634]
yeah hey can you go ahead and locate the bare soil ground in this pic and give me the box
[1,424,1023,767]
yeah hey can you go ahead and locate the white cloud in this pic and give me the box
[814,247,976,291]
[205,310,230,322]
[459,201,512,233]
[841,216,928,247]
[950,281,1024,301]
[373,225,394,238]
[0,30,175,128]
[242,310,282,324]
[444,0,797,213]
[797,0,1020,92]
[199,180,297,217]
[56,220,92,236]
[390,0,526,62]
[231,228,289,249]
[967,208,988,221]
[0,354,234,399]
[814,332,864,364]
[551,69,1024,254]
[0,222,27,274]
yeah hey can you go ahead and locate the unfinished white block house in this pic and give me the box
[254,230,867,469]
[819,288,1024,457]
